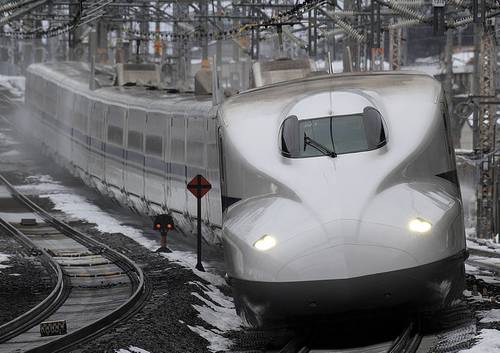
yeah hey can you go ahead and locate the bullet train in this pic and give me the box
[218,71,467,326]
[24,62,221,242]
[23,62,466,327]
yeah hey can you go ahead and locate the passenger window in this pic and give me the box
[145,135,162,157]
[128,130,143,151]
[108,125,123,145]
[281,107,386,158]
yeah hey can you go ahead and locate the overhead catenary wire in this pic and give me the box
[320,8,366,42]
[0,0,494,41]
[387,18,422,29]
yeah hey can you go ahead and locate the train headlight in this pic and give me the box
[409,218,432,233]
[253,235,277,251]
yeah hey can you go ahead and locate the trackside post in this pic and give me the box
[187,174,212,272]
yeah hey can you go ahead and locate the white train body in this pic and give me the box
[24,62,221,241]
[218,71,467,326]
[23,62,467,327]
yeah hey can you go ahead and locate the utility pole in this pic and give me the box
[201,0,209,68]
[389,24,401,70]
[476,30,497,239]
[472,0,481,151]
[444,29,456,141]
[140,7,149,62]
[216,0,222,71]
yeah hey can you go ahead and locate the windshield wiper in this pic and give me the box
[304,134,337,158]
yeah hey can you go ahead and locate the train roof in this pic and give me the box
[243,69,436,94]
[27,62,213,116]
[220,70,441,124]
[238,69,438,97]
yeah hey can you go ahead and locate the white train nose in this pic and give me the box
[223,222,420,283]
[275,243,419,282]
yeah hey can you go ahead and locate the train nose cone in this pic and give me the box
[224,218,419,283]
[223,194,465,326]
[223,200,421,283]
[275,242,419,282]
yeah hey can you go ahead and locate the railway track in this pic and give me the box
[0,173,151,352]
[466,239,500,274]
[255,319,424,353]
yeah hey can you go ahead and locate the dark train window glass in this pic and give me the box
[145,135,162,157]
[128,130,143,151]
[281,107,386,158]
[108,125,123,145]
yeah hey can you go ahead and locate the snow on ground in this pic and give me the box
[400,51,474,77]
[187,325,232,352]
[469,255,500,268]
[467,238,500,254]
[478,309,500,324]
[189,280,243,332]
[46,192,158,247]
[0,131,19,146]
[0,74,25,98]
[0,150,20,157]
[459,329,500,352]
[466,263,481,274]
[0,252,11,269]
[163,250,245,351]
[19,173,242,351]
[115,347,152,353]
[15,174,157,250]
[162,250,226,287]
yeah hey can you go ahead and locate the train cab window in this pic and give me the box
[145,135,162,157]
[281,107,386,158]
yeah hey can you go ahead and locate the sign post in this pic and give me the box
[187,174,212,272]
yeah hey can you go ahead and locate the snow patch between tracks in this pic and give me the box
[478,309,500,324]
[16,175,157,250]
[0,150,20,157]
[0,131,19,146]
[0,252,11,269]
[459,329,500,352]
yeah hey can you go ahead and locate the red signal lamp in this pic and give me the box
[153,214,174,232]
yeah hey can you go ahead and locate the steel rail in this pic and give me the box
[468,246,500,259]
[0,218,70,343]
[0,173,151,353]
[387,320,422,353]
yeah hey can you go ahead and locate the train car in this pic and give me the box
[23,61,467,328]
[218,71,467,326]
[24,62,221,242]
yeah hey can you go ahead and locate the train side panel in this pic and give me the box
[125,108,146,209]
[23,63,221,242]
[144,111,168,212]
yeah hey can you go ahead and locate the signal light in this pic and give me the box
[153,214,174,232]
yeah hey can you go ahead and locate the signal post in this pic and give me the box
[154,214,174,253]
[187,174,212,272]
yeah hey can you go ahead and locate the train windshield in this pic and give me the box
[281,107,386,158]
